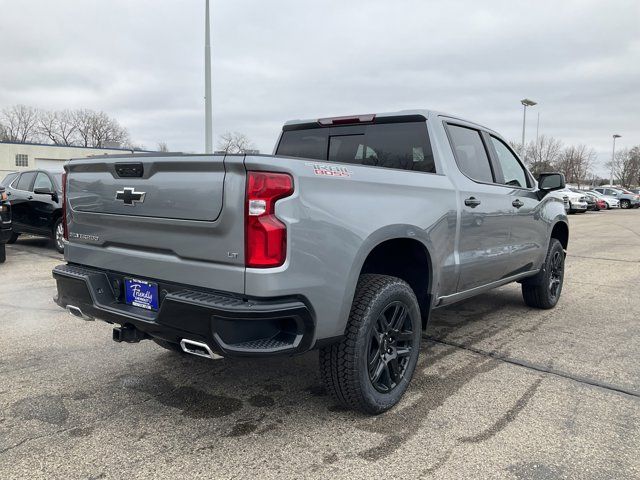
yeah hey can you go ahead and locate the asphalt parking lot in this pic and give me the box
[1,210,639,479]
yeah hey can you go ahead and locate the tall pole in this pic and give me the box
[535,112,540,145]
[204,0,213,154]
[610,134,621,186]
[521,103,527,149]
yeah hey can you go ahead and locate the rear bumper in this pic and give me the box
[52,263,315,357]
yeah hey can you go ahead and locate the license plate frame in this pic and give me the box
[124,278,159,311]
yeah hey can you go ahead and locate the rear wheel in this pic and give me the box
[0,244,5,263]
[7,232,19,244]
[319,274,421,414]
[620,199,630,209]
[522,239,565,309]
[53,218,65,254]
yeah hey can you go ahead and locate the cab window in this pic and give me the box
[447,124,494,183]
[490,136,530,188]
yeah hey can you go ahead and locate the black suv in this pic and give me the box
[0,186,12,263]
[1,170,65,253]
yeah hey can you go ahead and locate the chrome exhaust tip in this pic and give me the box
[180,339,223,360]
[67,305,94,321]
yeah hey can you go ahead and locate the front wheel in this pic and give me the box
[319,274,421,414]
[53,218,65,254]
[522,239,565,309]
[6,232,19,244]
[620,199,630,209]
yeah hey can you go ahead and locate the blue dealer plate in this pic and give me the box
[124,278,159,311]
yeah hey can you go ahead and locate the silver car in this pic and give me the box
[588,190,620,209]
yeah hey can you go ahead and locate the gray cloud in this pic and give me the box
[1,0,638,173]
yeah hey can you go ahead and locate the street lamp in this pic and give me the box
[204,0,213,154]
[520,99,537,159]
[610,134,621,186]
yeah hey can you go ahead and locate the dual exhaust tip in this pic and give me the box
[180,339,223,360]
[66,304,222,360]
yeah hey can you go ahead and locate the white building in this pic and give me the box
[0,141,151,176]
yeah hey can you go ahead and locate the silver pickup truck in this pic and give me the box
[53,110,569,413]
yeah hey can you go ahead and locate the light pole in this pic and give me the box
[610,134,621,186]
[204,0,213,154]
[520,98,537,160]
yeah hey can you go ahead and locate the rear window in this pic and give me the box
[276,121,435,173]
[16,172,37,191]
[1,172,18,187]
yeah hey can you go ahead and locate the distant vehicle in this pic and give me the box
[628,188,640,195]
[588,190,619,209]
[555,188,587,213]
[592,187,640,209]
[0,186,11,263]
[2,170,65,253]
[572,190,599,211]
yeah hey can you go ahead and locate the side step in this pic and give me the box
[180,339,223,360]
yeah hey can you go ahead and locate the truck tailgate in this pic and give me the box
[65,154,246,293]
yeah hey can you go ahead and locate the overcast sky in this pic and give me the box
[1,0,638,175]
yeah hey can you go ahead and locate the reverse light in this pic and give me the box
[61,171,68,241]
[245,171,293,268]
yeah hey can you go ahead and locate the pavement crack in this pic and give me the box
[425,336,640,399]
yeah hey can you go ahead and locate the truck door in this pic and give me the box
[485,134,547,276]
[445,123,514,292]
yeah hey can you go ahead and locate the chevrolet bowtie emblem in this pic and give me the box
[115,187,146,206]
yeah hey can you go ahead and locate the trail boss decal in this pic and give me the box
[306,162,351,178]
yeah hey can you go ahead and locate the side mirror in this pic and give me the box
[538,172,565,192]
[34,187,54,196]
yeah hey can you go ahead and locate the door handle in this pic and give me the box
[6,191,11,196]
[27,195,33,200]
[464,197,481,208]
[512,199,524,208]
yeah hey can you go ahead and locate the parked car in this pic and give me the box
[588,190,620,209]
[52,110,569,414]
[571,190,599,211]
[555,188,587,213]
[628,188,640,195]
[592,187,640,209]
[2,170,65,253]
[0,186,12,263]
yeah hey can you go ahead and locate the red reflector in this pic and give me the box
[318,114,375,126]
[61,171,68,241]
[245,172,293,268]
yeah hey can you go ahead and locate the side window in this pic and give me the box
[34,172,54,191]
[490,136,529,188]
[447,125,494,183]
[16,172,37,191]
[275,130,328,161]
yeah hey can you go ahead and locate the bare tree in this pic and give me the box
[216,132,256,154]
[157,142,169,152]
[525,135,563,177]
[1,105,40,143]
[608,147,640,188]
[38,110,78,145]
[72,109,129,148]
[555,145,595,187]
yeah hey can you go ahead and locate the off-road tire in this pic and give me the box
[319,274,421,414]
[522,239,565,309]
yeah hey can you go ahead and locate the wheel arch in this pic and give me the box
[550,220,569,251]
[341,225,436,331]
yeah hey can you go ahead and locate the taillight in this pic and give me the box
[61,171,68,240]
[245,171,293,268]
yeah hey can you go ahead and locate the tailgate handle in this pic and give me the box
[115,163,144,178]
